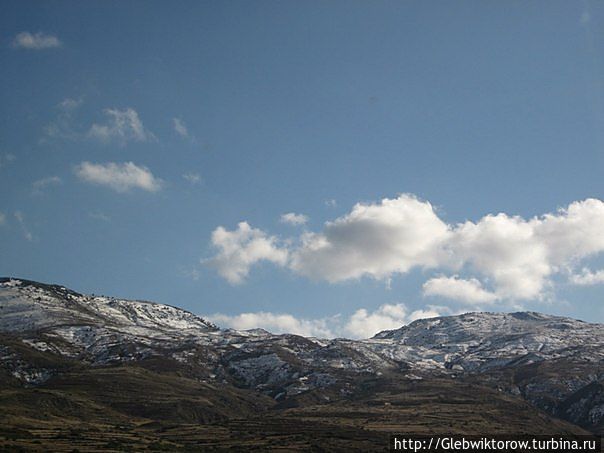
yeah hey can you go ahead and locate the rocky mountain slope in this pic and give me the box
[1,277,602,450]
[372,311,603,370]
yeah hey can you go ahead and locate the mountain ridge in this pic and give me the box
[3,276,599,339]
[1,277,603,450]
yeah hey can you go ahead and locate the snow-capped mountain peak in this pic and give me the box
[0,277,216,336]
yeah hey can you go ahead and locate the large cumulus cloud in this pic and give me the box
[205,195,604,304]
[290,195,450,281]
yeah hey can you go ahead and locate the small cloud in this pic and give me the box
[43,122,75,142]
[74,161,163,193]
[324,199,337,208]
[423,275,498,305]
[182,267,201,281]
[14,211,33,241]
[0,153,16,169]
[342,303,410,339]
[570,268,604,285]
[183,172,201,185]
[0,212,6,226]
[173,118,189,138]
[32,176,62,195]
[581,10,591,24]
[41,99,83,143]
[204,222,289,285]
[59,97,83,111]
[280,212,308,226]
[89,211,111,222]
[12,31,61,50]
[43,105,155,146]
[88,108,154,144]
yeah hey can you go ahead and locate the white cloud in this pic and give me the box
[408,307,447,322]
[89,211,111,222]
[0,212,5,226]
[183,172,201,185]
[32,176,62,194]
[12,32,61,50]
[43,102,154,147]
[324,199,337,208]
[206,195,604,305]
[289,195,450,282]
[448,214,549,300]
[447,198,604,300]
[280,212,308,226]
[88,108,154,144]
[343,304,406,339]
[204,222,289,284]
[59,97,82,111]
[570,268,604,286]
[173,118,189,138]
[74,161,163,193]
[14,211,33,242]
[208,302,444,339]
[342,303,446,339]
[423,275,497,305]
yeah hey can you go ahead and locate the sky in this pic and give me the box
[1,1,604,338]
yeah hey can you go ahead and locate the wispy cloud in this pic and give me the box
[173,118,189,139]
[43,103,154,146]
[12,31,61,50]
[59,97,83,111]
[32,176,62,195]
[0,153,16,169]
[0,212,6,226]
[89,211,111,222]
[41,98,83,143]
[280,212,308,226]
[88,108,154,144]
[182,172,201,185]
[14,211,33,242]
[181,267,201,281]
[74,161,163,193]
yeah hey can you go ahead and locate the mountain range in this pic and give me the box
[1,277,602,451]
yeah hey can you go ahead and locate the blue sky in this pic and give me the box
[1,1,604,338]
